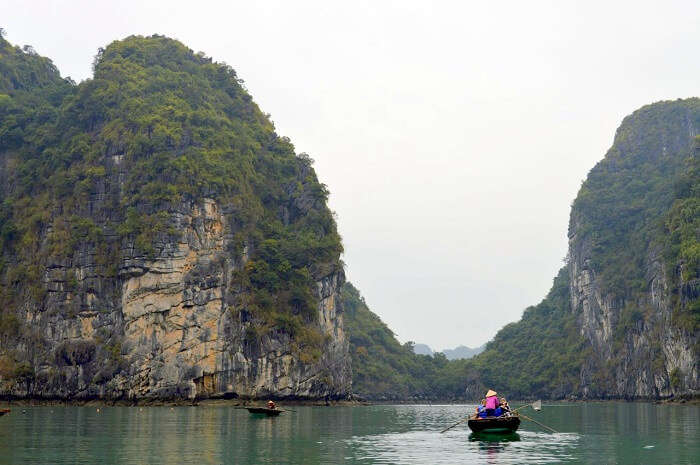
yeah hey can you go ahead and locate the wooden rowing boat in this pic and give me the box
[246,407,282,416]
[467,414,520,433]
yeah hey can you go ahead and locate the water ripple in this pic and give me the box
[349,430,580,464]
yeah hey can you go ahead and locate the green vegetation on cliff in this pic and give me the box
[572,100,699,328]
[0,33,75,348]
[664,138,700,332]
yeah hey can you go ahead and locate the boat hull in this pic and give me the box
[246,407,282,416]
[467,416,520,433]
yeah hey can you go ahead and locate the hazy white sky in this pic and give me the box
[4,0,699,349]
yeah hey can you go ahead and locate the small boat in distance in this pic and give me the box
[467,414,520,433]
[246,407,282,417]
[0,409,10,416]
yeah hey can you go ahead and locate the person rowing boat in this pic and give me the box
[442,393,554,434]
[246,400,286,417]
[467,389,520,433]
[484,389,499,416]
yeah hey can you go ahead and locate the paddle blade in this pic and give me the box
[532,400,542,411]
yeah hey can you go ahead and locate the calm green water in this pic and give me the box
[0,402,697,464]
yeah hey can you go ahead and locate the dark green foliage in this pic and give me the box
[54,340,96,367]
[669,367,683,389]
[13,362,34,381]
[0,310,20,338]
[664,139,700,332]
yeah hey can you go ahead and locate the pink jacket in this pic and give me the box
[485,396,499,409]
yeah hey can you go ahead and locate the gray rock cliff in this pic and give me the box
[2,197,350,401]
[567,99,699,398]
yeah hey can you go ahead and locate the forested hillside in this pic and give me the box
[343,273,587,400]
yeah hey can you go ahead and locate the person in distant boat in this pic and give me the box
[267,400,276,410]
[484,389,499,417]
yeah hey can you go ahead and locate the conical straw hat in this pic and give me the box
[485,389,497,397]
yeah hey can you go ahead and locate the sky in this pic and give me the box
[3,0,699,350]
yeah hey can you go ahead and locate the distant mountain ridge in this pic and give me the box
[411,343,485,360]
[442,344,486,360]
[412,344,433,356]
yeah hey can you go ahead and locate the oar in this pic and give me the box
[519,413,558,433]
[440,415,474,433]
[513,399,541,413]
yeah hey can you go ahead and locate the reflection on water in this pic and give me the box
[469,431,521,442]
[0,402,697,464]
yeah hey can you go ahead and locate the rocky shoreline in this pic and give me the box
[0,397,368,408]
[2,395,697,408]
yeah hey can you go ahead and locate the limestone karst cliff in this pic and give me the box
[0,35,350,401]
[468,99,699,400]
[567,99,699,398]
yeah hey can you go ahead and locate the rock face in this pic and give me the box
[567,99,699,398]
[0,35,351,401]
[7,199,350,402]
[569,235,698,397]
